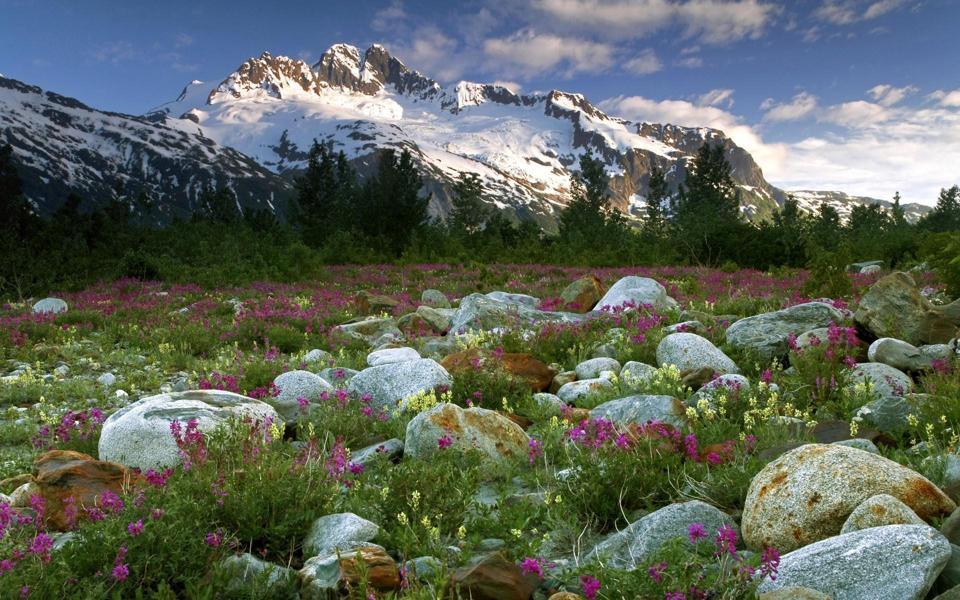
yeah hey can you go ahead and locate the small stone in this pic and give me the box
[841,493,926,533]
[556,378,614,405]
[97,372,116,387]
[304,349,332,365]
[303,513,380,559]
[574,357,621,380]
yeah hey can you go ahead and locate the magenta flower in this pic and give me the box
[27,533,53,562]
[760,546,780,581]
[204,531,223,548]
[519,557,544,578]
[437,434,453,449]
[647,561,668,583]
[528,437,543,465]
[715,524,738,556]
[687,522,707,543]
[580,574,601,599]
[111,563,129,582]
[127,520,144,537]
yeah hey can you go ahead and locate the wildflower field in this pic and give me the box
[0,263,958,599]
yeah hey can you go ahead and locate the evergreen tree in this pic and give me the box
[920,185,960,232]
[559,152,613,242]
[450,172,492,236]
[770,195,808,267]
[644,166,669,236]
[357,148,429,255]
[809,202,842,251]
[198,186,241,224]
[672,143,743,265]
[891,191,906,227]
[296,141,340,244]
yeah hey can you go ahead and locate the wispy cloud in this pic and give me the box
[483,29,615,77]
[91,41,138,64]
[624,49,662,75]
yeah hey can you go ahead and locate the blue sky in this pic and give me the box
[2,0,959,203]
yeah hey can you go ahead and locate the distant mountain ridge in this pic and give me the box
[0,42,930,226]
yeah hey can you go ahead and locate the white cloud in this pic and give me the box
[492,80,522,93]
[91,41,137,64]
[761,92,819,122]
[697,88,734,108]
[815,0,909,24]
[483,29,615,77]
[623,49,662,75]
[372,0,407,32]
[386,27,467,81]
[821,100,891,127]
[675,55,704,68]
[174,33,194,48]
[533,0,776,43]
[929,89,960,108]
[867,83,918,106]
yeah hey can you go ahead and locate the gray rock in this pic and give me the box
[32,297,68,314]
[756,525,951,600]
[404,403,528,463]
[861,264,882,274]
[304,348,333,365]
[687,374,750,407]
[532,392,565,414]
[53,365,70,377]
[485,291,540,307]
[854,393,912,434]
[758,587,832,600]
[725,302,844,362]
[318,367,358,386]
[840,494,926,533]
[586,500,736,570]
[347,359,452,411]
[848,362,913,399]
[449,293,583,333]
[303,513,380,558]
[795,327,830,351]
[656,332,740,375]
[575,357,622,380]
[222,553,296,595]
[848,260,883,273]
[298,543,391,599]
[270,370,334,422]
[403,556,442,581]
[98,390,279,471]
[556,377,614,405]
[833,438,880,454]
[590,395,685,428]
[619,361,658,388]
[334,317,401,344]
[97,372,116,387]
[934,544,960,595]
[594,276,678,312]
[868,338,932,372]
[366,347,421,367]
[351,438,404,465]
[742,444,955,553]
[421,289,451,309]
[665,320,705,334]
[855,272,960,346]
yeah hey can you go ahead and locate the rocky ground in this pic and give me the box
[1,264,959,599]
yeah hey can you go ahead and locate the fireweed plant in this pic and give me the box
[0,265,954,598]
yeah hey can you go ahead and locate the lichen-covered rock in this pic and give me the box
[98,390,279,471]
[656,332,740,375]
[726,302,844,362]
[594,276,677,312]
[848,362,913,399]
[556,377,614,405]
[346,359,452,411]
[450,293,582,333]
[586,500,737,570]
[868,338,932,372]
[299,544,399,600]
[575,357,621,380]
[619,361,658,388]
[560,275,605,312]
[269,370,334,422]
[840,493,926,533]
[421,289,451,309]
[758,587,832,600]
[756,525,951,600]
[590,395,686,428]
[303,513,380,559]
[404,403,529,463]
[441,348,554,391]
[742,444,955,553]
[855,272,960,345]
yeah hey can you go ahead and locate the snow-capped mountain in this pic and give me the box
[147,43,787,229]
[1,42,927,227]
[789,190,930,223]
[0,77,290,218]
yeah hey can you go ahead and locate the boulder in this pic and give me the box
[590,395,686,428]
[350,438,404,466]
[32,297,68,314]
[742,444,955,553]
[586,500,737,570]
[450,293,583,333]
[755,525,951,600]
[354,291,399,316]
[861,264,882,274]
[397,305,454,335]
[299,544,399,599]
[304,348,332,366]
[868,338,933,372]
[441,348,554,392]
[222,553,297,595]
[848,260,883,273]
[550,371,577,394]
[346,359,452,411]
[575,357,621,380]
[726,302,844,362]
[848,362,913,399]
[485,291,540,307]
[404,403,529,463]
[759,587,832,600]
[656,332,740,375]
[366,347,421,366]
[687,374,750,407]
[560,275,605,312]
[854,272,960,345]
[840,493,926,533]
[619,361,658,388]
[98,390,279,471]
[421,289,451,309]
[269,370,334,422]
[556,377,614,405]
[333,317,401,345]
[452,552,537,600]
[853,393,913,435]
[33,450,138,531]
[303,513,380,559]
[593,276,677,312]
[318,367,358,387]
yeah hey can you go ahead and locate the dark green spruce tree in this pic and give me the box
[449,172,492,237]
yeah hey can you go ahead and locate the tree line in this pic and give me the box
[1,139,959,299]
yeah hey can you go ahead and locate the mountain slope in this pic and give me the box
[148,44,785,230]
[789,190,930,223]
[0,77,291,219]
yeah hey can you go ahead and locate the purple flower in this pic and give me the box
[204,531,222,548]
[127,520,144,537]
[519,557,544,578]
[715,524,738,556]
[27,533,53,562]
[528,437,543,465]
[647,561,668,583]
[437,434,453,449]
[580,575,601,599]
[760,546,780,581]
[111,563,129,582]
[687,522,707,543]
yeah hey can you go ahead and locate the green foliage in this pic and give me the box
[803,245,853,299]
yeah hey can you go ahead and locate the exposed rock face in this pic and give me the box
[742,444,955,553]
[656,332,740,374]
[855,272,960,345]
[33,450,139,531]
[98,390,280,471]
[404,403,529,462]
[725,302,845,361]
[756,525,951,600]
